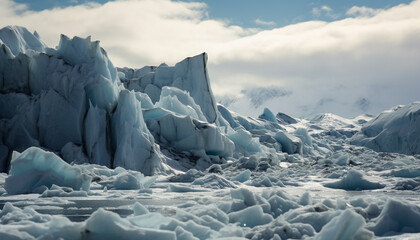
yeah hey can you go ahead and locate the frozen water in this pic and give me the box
[192,174,236,189]
[228,128,262,154]
[231,170,251,183]
[259,108,277,123]
[0,26,420,240]
[368,199,420,236]
[111,89,169,175]
[0,26,46,56]
[85,208,177,240]
[144,108,234,160]
[84,102,111,166]
[324,169,385,191]
[274,131,302,154]
[312,209,373,240]
[134,91,154,109]
[120,53,218,123]
[41,184,89,197]
[228,205,273,228]
[156,86,207,122]
[351,102,420,155]
[5,147,91,194]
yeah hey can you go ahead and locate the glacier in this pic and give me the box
[350,102,420,155]
[0,25,420,240]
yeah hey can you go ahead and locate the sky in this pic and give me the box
[2,0,420,118]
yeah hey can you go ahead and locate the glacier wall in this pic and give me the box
[0,25,322,175]
[0,26,252,175]
[0,26,167,175]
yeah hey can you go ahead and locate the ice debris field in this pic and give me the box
[1,25,420,240]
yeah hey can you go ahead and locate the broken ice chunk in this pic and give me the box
[5,147,91,194]
[324,169,385,190]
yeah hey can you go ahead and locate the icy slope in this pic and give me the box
[350,102,420,155]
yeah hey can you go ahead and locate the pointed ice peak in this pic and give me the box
[33,30,41,39]
[0,25,47,56]
[259,108,277,123]
[57,34,98,65]
[56,34,117,83]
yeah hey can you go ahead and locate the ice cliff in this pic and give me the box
[0,26,168,175]
[0,26,273,175]
[1,25,419,177]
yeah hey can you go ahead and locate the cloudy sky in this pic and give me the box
[2,0,419,118]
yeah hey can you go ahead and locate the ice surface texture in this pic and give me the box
[119,53,218,123]
[324,170,385,191]
[5,147,91,194]
[2,25,420,240]
[0,26,46,56]
[351,102,420,155]
[368,199,420,236]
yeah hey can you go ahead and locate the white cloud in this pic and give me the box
[312,7,321,17]
[255,18,276,27]
[1,0,420,118]
[346,6,382,17]
[0,0,245,66]
[312,5,339,19]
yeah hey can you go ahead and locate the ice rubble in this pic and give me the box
[350,102,420,155]
[8,187,420,240]
[3,147,159,195]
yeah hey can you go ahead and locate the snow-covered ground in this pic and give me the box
[1,26,420,240]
